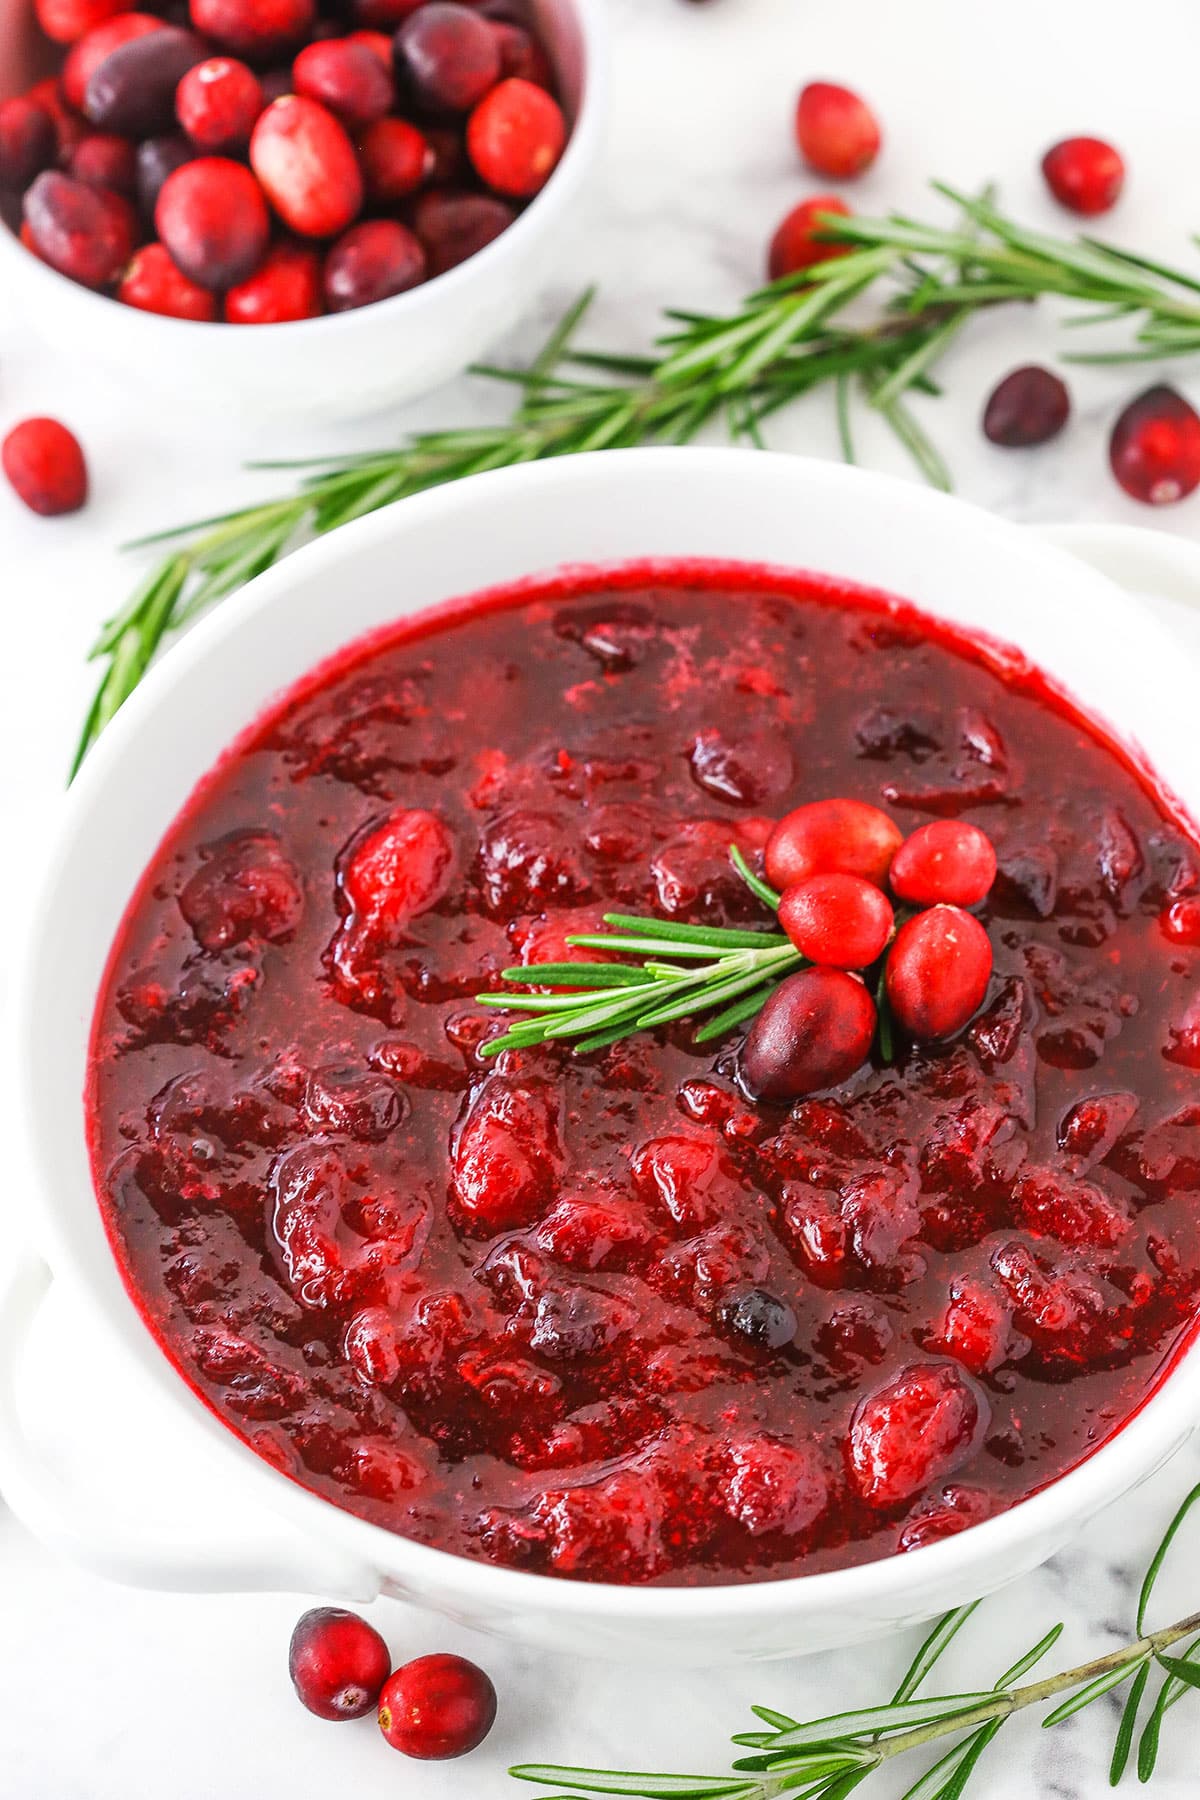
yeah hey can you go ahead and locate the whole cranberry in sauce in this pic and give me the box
[889,820,997,908]
[766,797,902,892]
[741,965,877,1100]
[982,366,1070,448]
[886,905,993,1039]
[778,874,894,968]
[1041,135,1125,215]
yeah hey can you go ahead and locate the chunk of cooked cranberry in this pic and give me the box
[847,1362,986,1510]
[477,806,590,916]
[966,978,1028,1070]
[339,806,455,935]
[192,1324,304,1418]
[369,1037,467,1092]
[815,1294,894,1366]
[178,830,304,952]
[1057,1091,1138,1169]
[343,1304,402,1387]
[457,1347,563,1423]
[898,1484,996,1553]
[687,725,795,806]
[631,1133,746,1231]
[1011,1166,1131,1249]
[650,817,773,921]
[508,904,611,975]
[994,844,1059,919]
[533,1191,663,1272]
[301,1065,406,1141]
[652,1221,771,1310]
[528,1285,637,1361]
[990,1239,1112,1358]
[839,1168,921,1272]
[344,1438,427,1503]
[718,1434,828,1537]
[781,1183,850,1285]
[450,1073,562,1234]
[583,800,663,864]
[926,1278,1018,1376]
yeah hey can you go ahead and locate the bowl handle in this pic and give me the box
[0,1250,381,1600]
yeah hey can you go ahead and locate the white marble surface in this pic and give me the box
[6,0,1200,1794]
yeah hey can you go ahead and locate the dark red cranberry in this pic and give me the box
[62,13,164,111]
[293,39,394,126]
[886,905,992,1040]
[323,218,426,310]
[889,820,997,907]
[377,1655,497,1759]
[395,3,502,114]
[0,96,57,189]
[1041,136,1124,216]
[155,156,270,288]
[224,238,323,321]
[135,132,193,216]
[740,967,876,1101]
[421,123,465,184]
[25,76,86,163]
[2,416,88,516]
[795,81,881,178]
[176,57,264,150]
[411,187,514,275]
[778,874,894,969]
[118,241,218,318]
[982,366,1070,447]
[767,195,851,280]
[467,77,565,196]
[189,0,316,63]
[490,21,553,87]
[250,96,363,237]
[84,26,208,135]
[69,131,138,194]
[358,116,431,203]
[719,1284,797,1351]
[350,0,426,22]
[22,170,136,288]
[766,798,902,892]
[288,1607,390,1720]
[1109,385,1200,506]
[35,0,128,44]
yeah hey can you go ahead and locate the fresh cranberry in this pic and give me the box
[323,218,426,309]
[395,4,502,114]
[740,966,876,1101]
[1041,135,1124,215]
[795,81,881,178]
[189,0,316,62]
[156,157,269,288]
[2,416,88,516]
[1109,385,1200,506]
[847,1361,985,1508]
[351,0,426,22]
[34,0,129,44]
[410,187,514,275]
[84,25,207,135]
[767,194,852,280]
[69,131,137,194]
[378,1655,497,1759]
[467,77,564,197]
[490,21,553,87]
[347,28,395,66]
[176,57,264,150]
[358,115,431,202]
[118,241,218,318]
[61,12,163,111]
[889,820,997,907]
[886,904,992,1040]
[422,121,466,183]
[294,39,395,125]
[250,96,363,238]
[224,238,323,321]
[135,131,193,215]
[288,1607,390,1720]
[778,873,893,969]
[23,170,136,288]
[766,797,902,892]
[982,366,1070,447]
[0,96,57,188]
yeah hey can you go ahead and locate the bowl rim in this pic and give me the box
[20,445,1200,1619]
[0,0,609,343]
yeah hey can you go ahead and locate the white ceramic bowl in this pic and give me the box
[5,448,1200,1666]
[0,0,608,431]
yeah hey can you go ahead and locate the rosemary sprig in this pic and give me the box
[510,1482,1200,1800]
[73,184,1200,777]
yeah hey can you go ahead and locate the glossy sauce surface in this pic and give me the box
[88,564,1200,1585]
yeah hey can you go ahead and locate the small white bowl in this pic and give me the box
[5,448,1200,1665]
[0,0,608,431]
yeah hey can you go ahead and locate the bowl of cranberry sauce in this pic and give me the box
[16,452,1200,1660]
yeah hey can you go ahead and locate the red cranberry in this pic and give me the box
[189,0,316,63]
[250,96,363,237]
[25,76,87,163]
[740,967,876,1101]
[62,13,163,112]
[155,156,270,288]
[1109,385,1200,506]
[395,3,502,114]
[886,905,992,1040]
[358,115,431,202]
[135,131,193,215]
[34,0,128,44]
[467,76,565,196]
[347,28,394,66]
[411,187,514,275]
[323,217,425,310]
[766,797,902,892]
[288,1607,390,1720]
[0,96,57,188]
[294,39,394,126]
[23,170,136,287]
[1041,136,1124,215]
[2,416,88,516]
[778,873,894,969]
[889,820,997,907]
[224,238,323,321]
[176,57,264,150]
[795,81,881,179]
[118,240,218,318]
[69,130,138,193]
[767,194,851,280]
[84,26,207,135]
[982,365,1070,448]
[490,21,553,87]
[377,1654,497,1759]
[1161,896,1200,946]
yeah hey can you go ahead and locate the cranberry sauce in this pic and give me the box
[87,564,1200,1586]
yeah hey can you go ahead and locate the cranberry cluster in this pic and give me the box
[0,0,566,321]
[740,800,997,1103]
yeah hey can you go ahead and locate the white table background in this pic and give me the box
[6,0,1200,1794]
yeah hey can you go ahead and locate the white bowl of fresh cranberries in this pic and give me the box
[0,0,607,428]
